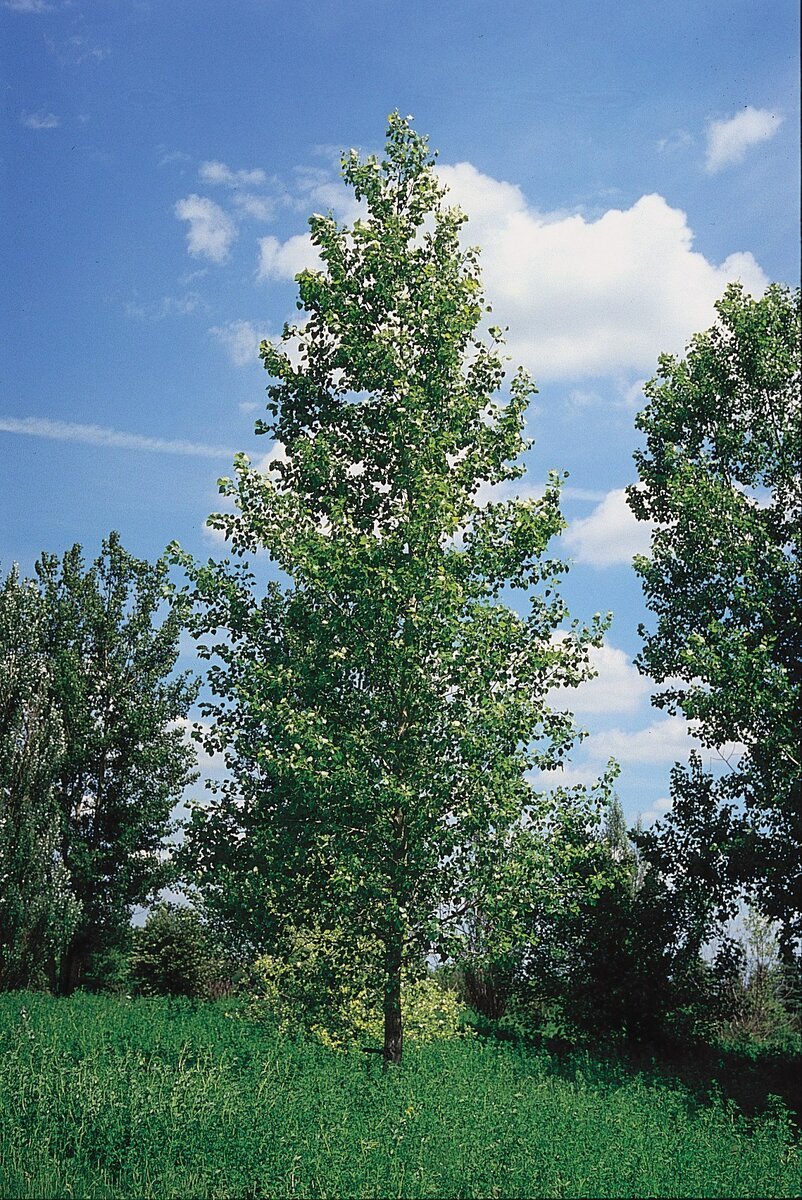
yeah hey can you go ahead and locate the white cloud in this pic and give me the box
[583,715,703,766]
[531,764,604,791]
[705,107,783,173]
[175,194,237,263]
[210,319,273,367]
[0,415,235,459]
[257,233,321,280]
[21,110,60,129]
[436,162,768,379]
[563,487,652,568]
[199,160,267,188]
[549,640,651,715]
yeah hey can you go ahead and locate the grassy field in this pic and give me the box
[0,992,799,1199]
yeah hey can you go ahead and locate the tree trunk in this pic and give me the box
[382,936,403,1066]
[58,939,87,995]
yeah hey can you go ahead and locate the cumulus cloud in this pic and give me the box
[705,107,783,173]
[175,194,237,262]
[436,162,768,379]
[549,640,651,716]
[563,488,653,568]
[21,110,60,128]
[257,233,321,280]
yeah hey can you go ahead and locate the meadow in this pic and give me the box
[0,991,799,1199]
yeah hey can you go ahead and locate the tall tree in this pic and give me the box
[628,283,801,943]
[0,567,79,990]
[177,114,607,1064]
[35,534,198,992]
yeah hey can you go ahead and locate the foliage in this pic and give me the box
[477,795,737,1047]
[248,930,465,1049]
[175,114,607,1062]
[0,568,79,990]
[628,283,802,942]
[1,992,799,1199]
[129,903,223,999]
[33,533,198,992]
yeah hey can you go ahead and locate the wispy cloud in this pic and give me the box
[705,106,783,173]
[199,160,267,188]
[210,319,275,367]
[232,192,275,221]
[4,0,55,11]
[124,292,206,321]
[46,34,110,66]
[174,195,237,263]
[21,110,60,129]
[657,129,694,154]
[158,148,192,168]
[0,416,235,459]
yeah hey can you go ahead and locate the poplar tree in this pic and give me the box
[0,567,78,989]
[36,535,198,991]
[629,283,801,943]
[178,114,606,1063]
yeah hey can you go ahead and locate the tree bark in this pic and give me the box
[382,935,403,1066]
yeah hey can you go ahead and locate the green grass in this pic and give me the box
[0,992,799,1199]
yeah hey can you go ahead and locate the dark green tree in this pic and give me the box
[0,567,79,990]
[34,534,198,992]
[628,283,801,944]
[176,114,608,1064]
[129,903,215,998]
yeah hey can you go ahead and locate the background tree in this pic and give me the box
[628,283,801,945]
[34,534,198,992]
[129,903,217,999]
[0,567,79,990]
[177,114,608,1064]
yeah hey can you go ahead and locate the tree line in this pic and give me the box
[1,115,799,1065]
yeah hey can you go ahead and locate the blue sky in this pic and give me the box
[2,0,799,825]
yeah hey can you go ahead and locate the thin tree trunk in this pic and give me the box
[382,936,403,1066]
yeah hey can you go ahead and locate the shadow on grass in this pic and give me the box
[465,1014,802,1123]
